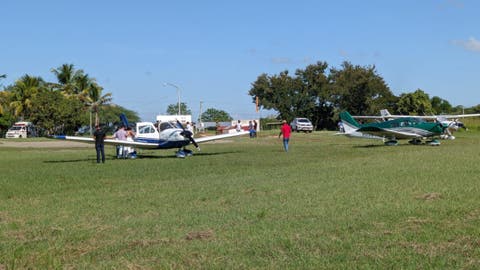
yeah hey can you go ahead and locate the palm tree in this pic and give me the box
[0,74,7,115]
[80,82,112,130]
[51,63,84,96]
[0,91,11,116]
[9,75,45,120]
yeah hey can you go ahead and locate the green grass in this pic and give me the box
[1,131,480,269]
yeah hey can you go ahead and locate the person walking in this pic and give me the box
[249,120,254,138]
[93,125,106,163]
[278,120,291,152]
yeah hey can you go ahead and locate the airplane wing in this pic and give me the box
[352,114,437,120]
[194,131,250,143]
[51,131,250,149]
[351,115,386,119]
[436,113,480,119]
[51,135,161,149]
[354,113,480,120]
[357,127,422,139]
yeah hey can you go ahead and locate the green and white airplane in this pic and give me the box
[338,111,446,146]
[352,109,480,140]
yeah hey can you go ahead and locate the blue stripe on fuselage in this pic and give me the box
[134,138,190,149]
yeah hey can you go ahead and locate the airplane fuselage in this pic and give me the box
[358,117,444,139]
[133,121,190,149]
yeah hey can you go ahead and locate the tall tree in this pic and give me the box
[9,75,45,120]
[30,90,85,135]
[200,108,232,122]
[396,89,433,115]
[166,102,191,115]
[249,71,299,121]
[430,96,452,114]
[80,82,112,127]
[328,61,396,116]
[294,61,332,128]
[0,90,14,133]
[0,90,10,115]
[249,62,333,128]
[51,63,85,96]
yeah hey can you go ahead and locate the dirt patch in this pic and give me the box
[0,140,89,148]
[185,230,214,241]
[415,192,442,201]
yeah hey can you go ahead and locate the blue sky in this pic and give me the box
[2,0,480,121]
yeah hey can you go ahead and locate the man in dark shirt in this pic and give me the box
[93,125,106,163]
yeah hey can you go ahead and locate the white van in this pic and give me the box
[5,122,37,138]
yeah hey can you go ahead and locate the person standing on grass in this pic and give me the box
[93,125,106,163]
[278,120,291,152]
[235,120,242,132]
[249,120,254,138]
[112,125,127,158]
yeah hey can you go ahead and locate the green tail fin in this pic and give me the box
[339,111,361,128]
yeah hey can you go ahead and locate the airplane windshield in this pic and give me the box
[138,125,156,134]
[159,122,176,131]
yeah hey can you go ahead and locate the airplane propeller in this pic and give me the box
[176,120,200,150]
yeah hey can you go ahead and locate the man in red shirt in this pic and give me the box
[278,120,292,152]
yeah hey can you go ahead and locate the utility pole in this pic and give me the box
[198,101,203,123]
[163,82,181,115]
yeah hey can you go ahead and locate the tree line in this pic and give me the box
[4,60,476,134]
[0,64,139,135]
[163,102,234,123]
[248,61,480,130]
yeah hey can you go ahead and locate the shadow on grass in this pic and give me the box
[44,158,96,163]
[138,151,241,159]
[353,143,418,148]
[43,151,241,162]
[43,155,117,163]
[353,144,387,148]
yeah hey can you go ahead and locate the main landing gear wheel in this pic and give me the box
[175,148,194,158]
[408,139,423,145]
[426,139,441,146]
[384,140,398,146]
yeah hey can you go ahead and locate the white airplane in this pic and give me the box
[52,114,249,158]
[352,109,480,140]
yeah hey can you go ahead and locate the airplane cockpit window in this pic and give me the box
[139,125,155,134]
[159,122,175,131]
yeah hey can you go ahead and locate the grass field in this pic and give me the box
[1,130,480,269]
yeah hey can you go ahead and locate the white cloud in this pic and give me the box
[453,37,480,52]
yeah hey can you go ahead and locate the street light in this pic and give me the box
[163,82,181,115]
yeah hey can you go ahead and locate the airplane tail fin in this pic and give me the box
[380,109,391,117]
[120,113,129,127]
[339,111,361,128]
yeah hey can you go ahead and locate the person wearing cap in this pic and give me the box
[278,120,292,152]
